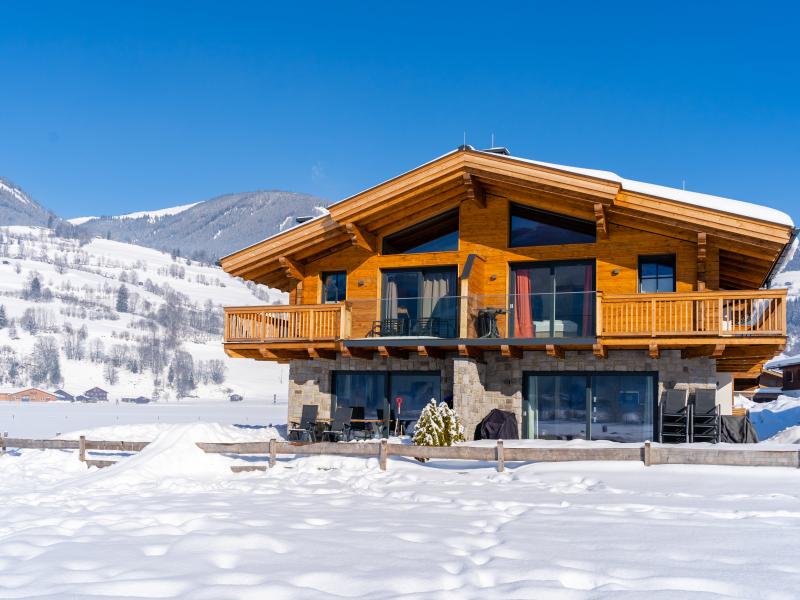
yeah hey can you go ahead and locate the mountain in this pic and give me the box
[0,225,285,401]
[71,191,328,261]
[770,236,800,355]
[0,177,59,227]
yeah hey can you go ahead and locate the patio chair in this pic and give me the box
[691,389,720,443]
[659,389,689,443]
[349,406,370,440]
[321,406,353,442]
[288,404,319,442]
[366,318,408,337]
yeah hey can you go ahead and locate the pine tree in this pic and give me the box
[0,304,6,329]
[116,285,129,312]
[439,402,465,445]
[413,399,446,446]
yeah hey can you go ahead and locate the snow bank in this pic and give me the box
[743,394,800,441]
[766,425,800,444]
[58,420,282,442]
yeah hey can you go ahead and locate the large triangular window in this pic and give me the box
[509,203,596,247]
[382,209,459,255]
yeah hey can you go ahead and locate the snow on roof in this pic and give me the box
[481,151,795,228]
[765,355,800,370]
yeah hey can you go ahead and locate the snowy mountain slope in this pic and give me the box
[769,236,800,356]
[68,202,201,225]
[0,177,59,227]
[73,190,328,261]
[0,226,287,401]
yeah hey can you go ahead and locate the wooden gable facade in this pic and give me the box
[221,147,792,375]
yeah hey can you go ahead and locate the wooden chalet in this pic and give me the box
[221,146,794,441]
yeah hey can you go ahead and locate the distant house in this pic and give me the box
[121,396,151,404]
[82,387,109,402]
[764,356,800,393]
[229,394,243,402]
[53,389,75,402]
[0,388,58,402]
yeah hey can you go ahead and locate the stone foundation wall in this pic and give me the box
[288,349,718,439]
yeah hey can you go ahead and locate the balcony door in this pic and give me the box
[510,260,595,338]
[381,267,458,337]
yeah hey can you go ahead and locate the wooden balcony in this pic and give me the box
[597,290,787,340]
[223,290,786,366]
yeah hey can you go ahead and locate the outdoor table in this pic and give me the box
[478,307,506,338]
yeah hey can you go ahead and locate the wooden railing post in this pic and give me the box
[79,435,86,463]
[269,438,277,468]
[595,291,603,337]
[496,439,505,473]
[651,298,657,336]
[643,441,651,467]
[379,439,388,471]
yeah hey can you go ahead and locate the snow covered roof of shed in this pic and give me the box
[765,356,800,370]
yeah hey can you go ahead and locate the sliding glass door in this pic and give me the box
[511,260,595,338]
[381,267,458,337]
[524,372,656,442]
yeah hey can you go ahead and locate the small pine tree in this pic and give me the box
[116,285,129,312]
[413,400,465,447]
[0,304,6,329]
[7,321,18,339]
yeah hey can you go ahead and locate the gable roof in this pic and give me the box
[221,147,794,291]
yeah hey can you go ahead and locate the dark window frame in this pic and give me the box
[381,208,459,255]
[321,271,347,303]
[508,202,596,248]
[638,254,676,293]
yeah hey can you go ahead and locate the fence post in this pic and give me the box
[1,432,6,455]
[269,438,277,468]
[379,439,388,471]
[79,435,86,463]
[643,441,651,467]
[496,439,505,473]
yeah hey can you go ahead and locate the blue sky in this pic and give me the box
[1,1,798,224]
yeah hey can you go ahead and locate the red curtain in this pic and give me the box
[581,264,594,336]
[514,269,535,337]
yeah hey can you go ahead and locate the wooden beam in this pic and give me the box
[462,172,486,209]
[417,346,446,359]
[378,346,409,359]
[500,345,522,359]
[344,222,377,253]
[307,348,336,360]
[697,232,707,291]
[259,348,280,360]
[278,256,304,281]
[336,342,374,360]
[681,344,726,360]
[592,343,607,358]
[458,344,484,362]
[546,344,565,359]
[648,343,660,359]
[711,343,725,358]
[594,203,608,239]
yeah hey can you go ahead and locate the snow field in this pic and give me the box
[2,422,800,599]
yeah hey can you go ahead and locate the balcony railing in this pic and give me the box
[598,290,787,338]
[223,289,787,345]
[224,304,350,343]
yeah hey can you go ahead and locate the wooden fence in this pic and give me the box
[4,435,800,472]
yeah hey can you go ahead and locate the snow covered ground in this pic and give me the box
[0,399,288,438]
[2,421,800,599]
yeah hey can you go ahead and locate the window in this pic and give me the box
[381,267,458,337]
[511,260,595,338]
[333,371,442,437]
[509,203,596,248]
[382,209,459,254]
[321,271,346,303]
[638,255,676,293]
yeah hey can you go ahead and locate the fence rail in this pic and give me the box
[4,436,799,472]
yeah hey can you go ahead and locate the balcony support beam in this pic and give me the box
[417,346,446,359]
[378,346,409,359]
[500,345,522,359]
[592,343,607,358]
[648,343,660,359]
[458,344,484,362]
[546,344,565,359]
